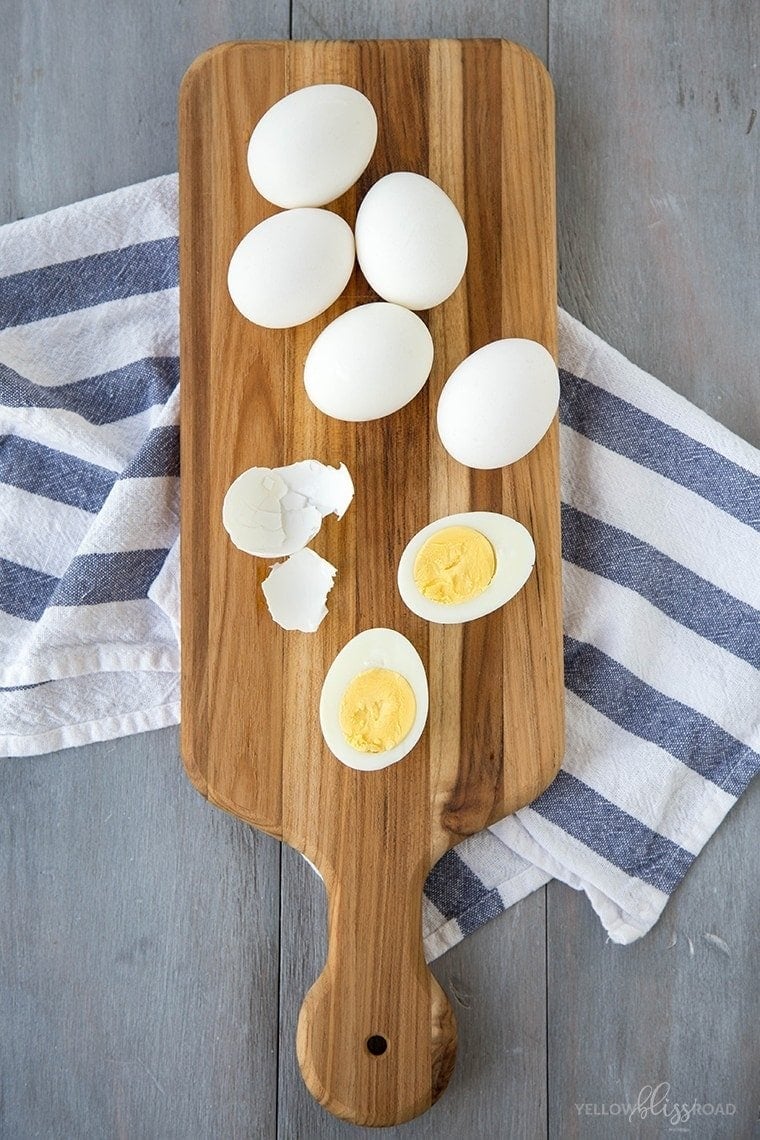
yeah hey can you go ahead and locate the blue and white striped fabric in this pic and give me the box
[1,176,758,949]
[0,177,181,753]
[425,314,760,950]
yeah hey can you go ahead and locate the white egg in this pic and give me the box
[355,172,468,310]
[227,209,355,329]
[303,302,434,421]
[320,628,429,771]
[261,547,337,633]
[397,511,535,624]
[436,339,559,469]
[223,460,354,557]
[247,84,378,209]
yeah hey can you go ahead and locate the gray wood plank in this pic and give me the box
[0,0,289,222]
[292,0,549,60]
[0,727,281,1140]
[278,845,548,1138]
[548,3,760,1136]
[552,0,760,445]
[547,778,760,1140]
[0,3,288,1138]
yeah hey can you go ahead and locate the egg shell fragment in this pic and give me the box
[261,547,337,633]
[320,628,429,771]
[397,511,536,624]
[227,208,355,329]
[276,459,354,519]
[437,338,560,469]
[304,302,434,421]
[222,460,354,557]
[247,84,378,209]
[355,172,468,310]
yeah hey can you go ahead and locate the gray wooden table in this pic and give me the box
[2,3,758,1138]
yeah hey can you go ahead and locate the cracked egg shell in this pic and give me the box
[261,547,337,633]
[222,460,353,558]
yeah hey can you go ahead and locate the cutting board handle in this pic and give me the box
[296,855,457,1126]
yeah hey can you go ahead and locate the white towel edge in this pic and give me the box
[0,700,180,758]
[0,644,180,687]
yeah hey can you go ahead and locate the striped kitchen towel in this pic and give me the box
[1,175,758,949]
[0,177,181,752]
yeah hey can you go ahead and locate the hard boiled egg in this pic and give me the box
[320,628,429,771]
[248,84,378,209]
[303,302,434,421]
[437,338,559,469]
[354,172,468,310]
[227,208,355,329]
[397,511,535,624]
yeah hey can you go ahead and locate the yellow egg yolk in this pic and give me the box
[339,668,416,754]
[412,525,496,605]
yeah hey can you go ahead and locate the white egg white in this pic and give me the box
[397,511,535,624]
[320,628,429,771]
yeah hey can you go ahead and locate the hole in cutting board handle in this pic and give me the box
[366,1034,388,1056]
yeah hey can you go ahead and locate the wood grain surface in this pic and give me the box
[2,3,758,1139]
[179,38,561,1125]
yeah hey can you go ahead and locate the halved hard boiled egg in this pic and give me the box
[397,511,535,624]
[320,628,429,771]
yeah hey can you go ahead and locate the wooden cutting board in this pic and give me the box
[179,38,563,1127]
